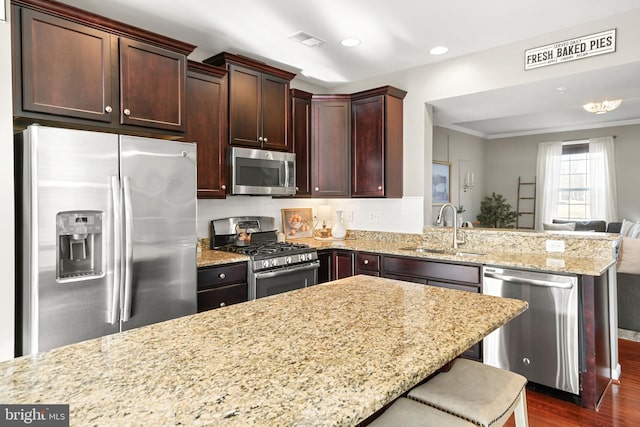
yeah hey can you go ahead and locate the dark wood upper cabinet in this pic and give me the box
[290,89,312,197]
[311,95,351,198]
[184,61,228,199]
[16,8,117,123]
[119,37,186,132]
[11,0,194,136]
[204,52,295,152]
[351,86,406,198]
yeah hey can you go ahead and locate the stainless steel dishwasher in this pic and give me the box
[482,266,581,395]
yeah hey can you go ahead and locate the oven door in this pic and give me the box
[253,261,319,299]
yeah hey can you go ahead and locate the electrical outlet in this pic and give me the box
[368,211,381,221]
[545,240,565,252]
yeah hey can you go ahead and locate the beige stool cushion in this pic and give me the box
[368,398,475,426]
[408,359,527,427]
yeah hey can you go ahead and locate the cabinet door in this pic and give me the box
[228,64,262,147]
[352,95,385,197]
[261,74,290,151]
[185,67,228,198]
[333,250,354,280]
[291,90,312,197]
[317,250,332,284]
[119,37,186,132]
[18,8,116,122]
[312,99,351,197]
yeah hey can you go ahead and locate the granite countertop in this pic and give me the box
[197,249,249,267]
[294,238,615,276]
[0,276,527,426]
[196,238,614,276]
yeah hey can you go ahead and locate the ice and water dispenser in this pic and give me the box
[56,211,103,281]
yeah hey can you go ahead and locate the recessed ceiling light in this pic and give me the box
[429,46,448,55]
[340,38,361,47]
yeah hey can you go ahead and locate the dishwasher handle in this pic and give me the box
[484,271,574,289]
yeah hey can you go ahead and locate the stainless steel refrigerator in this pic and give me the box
[16,125,197,356]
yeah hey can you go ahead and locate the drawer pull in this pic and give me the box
[105,105,112,113]
[123,108,131,116]
[220,302,226,307]
[218,273,226,279]
[221,184,227,190]
[363,259,369,265]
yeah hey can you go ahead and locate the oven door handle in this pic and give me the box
[254,261,320,280]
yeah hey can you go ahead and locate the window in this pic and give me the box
[557,143,589,220]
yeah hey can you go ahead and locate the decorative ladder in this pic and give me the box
[516,176,536,229]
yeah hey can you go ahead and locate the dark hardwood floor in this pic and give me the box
[504,338,640,427]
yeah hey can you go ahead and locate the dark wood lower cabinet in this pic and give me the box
[317,250,332,284]
[197,262,247,312]
[382,254,482,361]
[333,250,354,280]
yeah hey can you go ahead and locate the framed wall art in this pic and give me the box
[432,161,451,204]
[281,208,313,239]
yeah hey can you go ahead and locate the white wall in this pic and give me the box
[1,0,15,361]
[432,127,486,225]
[485,123,640,223]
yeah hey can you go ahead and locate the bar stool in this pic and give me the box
[407,359,529,427]
[368,397,476,426]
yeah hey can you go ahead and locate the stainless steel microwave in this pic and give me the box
[229,147,296,196]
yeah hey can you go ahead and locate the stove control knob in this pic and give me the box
[271,259,278,267]
[300,253,307,261]
[285,256,292,264]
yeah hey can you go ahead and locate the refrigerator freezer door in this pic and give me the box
[20,126,120,355]
[119,136,197,331]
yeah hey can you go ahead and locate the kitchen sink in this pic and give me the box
[400,247,485,257]
[454,251,485,257]
[400,247,447,254]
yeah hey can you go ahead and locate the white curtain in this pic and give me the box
[589,137,618,223]
[535,141,563,230]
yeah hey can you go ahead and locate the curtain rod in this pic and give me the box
[562,136,616,144]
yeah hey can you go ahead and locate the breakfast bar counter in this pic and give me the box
[0,276,526,426]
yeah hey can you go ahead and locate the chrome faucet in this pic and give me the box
[436,203,464,249]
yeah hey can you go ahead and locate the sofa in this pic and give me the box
[552,220,639,332]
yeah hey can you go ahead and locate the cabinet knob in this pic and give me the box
[295,186,299,191]
[123,108,131,116]
[363,259,369,265]
[220,302,226,307]
[218,273,226,279]
[258,136,264,142]
[315,187,319,191]
[378,186,383,190]
[221,184,227,190]
[104,105,112,113]
[263,137,268,143]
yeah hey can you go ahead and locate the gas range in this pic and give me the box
[219,241,318,272]
[210,216,319,300]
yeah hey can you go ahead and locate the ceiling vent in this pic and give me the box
[287,31,325,47]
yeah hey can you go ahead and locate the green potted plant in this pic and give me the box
[476,193,518,228]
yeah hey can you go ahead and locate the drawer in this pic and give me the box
[198,262,247,290]
[197,282,247,312]
[383,256,480,284]
[355,252,380,272]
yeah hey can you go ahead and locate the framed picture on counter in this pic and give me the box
[432,161,451,204]
[281,208,313,239]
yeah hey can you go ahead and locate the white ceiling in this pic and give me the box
[56,0,640,138]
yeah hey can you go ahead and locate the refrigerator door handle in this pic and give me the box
[122,176,134,322]
[109,176,121,325]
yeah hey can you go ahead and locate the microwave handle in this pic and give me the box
[284,160,290,186]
